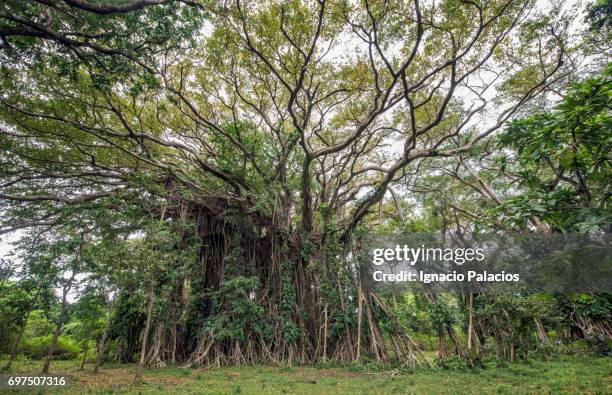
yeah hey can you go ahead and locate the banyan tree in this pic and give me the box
[0,0,571,366]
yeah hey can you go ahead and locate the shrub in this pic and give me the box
[479,355,507,369]
[585,333,612,357]
[527,339,597,359]
[18,336,81,360]
[434,355,470,370]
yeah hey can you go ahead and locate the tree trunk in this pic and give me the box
[322,303,328,362]
[5,288,42,371]
[80,339,89,370]
[94,296,115,373]
[437,329,448,360]
[5,309,32,371]
[42,316,65,374]
[555,320,566,343]
[170,324,178,365]
[534,317,549,343]
[355,283,363,361]
[467,292,474,351]
[135,285,154,382]
[42,271,76,374]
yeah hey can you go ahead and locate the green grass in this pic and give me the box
[1,355,610,394]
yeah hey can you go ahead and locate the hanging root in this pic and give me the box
[370,292,431,368]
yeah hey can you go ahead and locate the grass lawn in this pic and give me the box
[1,355,610,394]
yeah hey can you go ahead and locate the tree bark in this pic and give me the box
[5,313,29,371]
[135,285,154,382]
[5,308,33,371]
[437,329,447,360]
[94,296,115,373]
[322,303,328,362]
[467,292,474,351]
[80,338,89,370]
[5,288,42,371]
[42,270,77,374]
[534,317,549,343]
[355,283,363,361]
